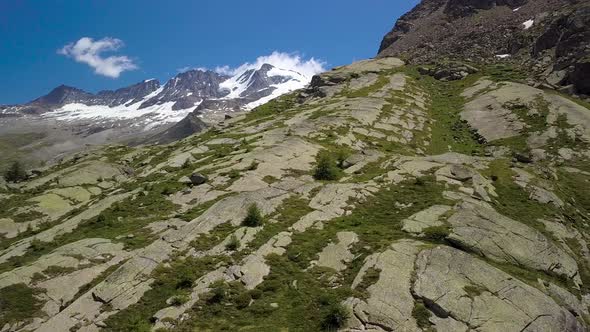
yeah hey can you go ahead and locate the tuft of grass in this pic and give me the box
[262,175,279,184]
[412,301,432,329]
[247,161,259,171]
[422,225,451,242]
[43,265,77,278]
[225,234,241,251]
[354,267,381,299]
[463,284,486,298]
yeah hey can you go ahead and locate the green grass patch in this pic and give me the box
[412,69,485,155]
[0,283,43,328]
[104,255,228,331]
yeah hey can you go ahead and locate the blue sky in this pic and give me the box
[0,0,418,104]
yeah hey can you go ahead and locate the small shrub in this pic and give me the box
[235,292,251,309]
[29,238,47,252]
[207,282,227,304]
[175,273,193,290]
[4,160,27,183]
[242,204,263,227]
[412,301,432,328]
[247,161,259,171]
[249,288,263,299]
[260,279,282,293]
[227,169,240,179]
[160,186,175,196]
[321,303,349,330]
[225,234,240,251]
[182,159,192,169]
[313,152,341,181]
[169,295,188,306]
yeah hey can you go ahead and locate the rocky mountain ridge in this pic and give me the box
[378,0,590,96]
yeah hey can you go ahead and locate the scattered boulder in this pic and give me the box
[514,152,533,163]
[189,173,208,186]
[341,154,365,169]
[449,165,474,181]
[419,63,479,81]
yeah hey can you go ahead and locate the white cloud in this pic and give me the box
[58,37,138,78]
[176,66,192,73]
[177,66,210,73]
[214,52,325,77]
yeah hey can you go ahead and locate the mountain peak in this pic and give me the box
[30,85,91,106]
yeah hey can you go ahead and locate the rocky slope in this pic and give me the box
[1,53,589,331]
[378,0,590,96]
[1,1,590,331]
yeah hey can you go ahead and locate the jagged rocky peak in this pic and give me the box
[93,79,161,107]
[377,0,590,96]
[30,84,92,106]
[138,69,230,110]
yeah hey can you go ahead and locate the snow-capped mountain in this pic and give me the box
[0,59,320,167]
[3,62,311,127]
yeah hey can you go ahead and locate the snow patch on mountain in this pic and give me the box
[219,52,322,103]
[46,98,196,124]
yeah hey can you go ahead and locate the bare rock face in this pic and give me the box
[414,245,585,332]
[444,0,528,17]
[447,202,581,284]
[377,0,590,95]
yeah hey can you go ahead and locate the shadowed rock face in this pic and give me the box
[26,81,162,113]
[444,0,528,17]
[378,0,590,95]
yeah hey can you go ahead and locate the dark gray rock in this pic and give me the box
[189,173,208,186]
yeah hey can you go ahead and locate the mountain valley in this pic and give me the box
[1,1,590,331]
